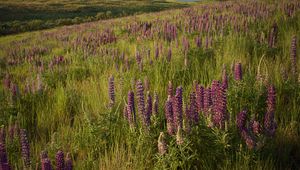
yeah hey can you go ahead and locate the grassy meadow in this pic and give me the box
[0,0,187,35]
[0,0,300,169]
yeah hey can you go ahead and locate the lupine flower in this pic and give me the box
[153,93,159,115]
[189,92,198,124]
[56,150,65,170]
[165,96,175,135]
[145,91,152,125]
[195,84,204,112]
[211,80,220,107]
[237,110,247,130]
[41,158,52,170]
[158,132,167,155]
[290,35,297,78]
[222,66,228,89]
[167,81,173,97]
[213,85,227,128]
[136,50,142,65]
[136,80,148,127]
[264,85,277,136]
[127,91,136,124]
[20,129,31,168]
[123,105,128,120]
[0,143,9,167]
[203,87,212,115]
[40,150,48,160]
[240,128,256,149]
[176,126,184,145]
[251,120,261,135]
[108,75,115,106]
[174,86,183,130]
[65,153,73,170]
[234,62,242,81]
[0,162,11,170]
[195,36,202,48]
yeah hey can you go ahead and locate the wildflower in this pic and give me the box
[20,129,31,168]
[108,75,115,106]
[234,62,242,81]
[158,132,167,155]
[56,150,65,170]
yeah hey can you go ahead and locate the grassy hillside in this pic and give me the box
[0,0,300,169]
[0,0,187,35]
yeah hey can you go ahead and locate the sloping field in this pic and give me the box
[0,0,300,169]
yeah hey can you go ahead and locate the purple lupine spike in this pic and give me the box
[237,110,248,130]
[0,143,9,166]
[167,81,173,97]
[234,62,243,81]
[290,35,297,78]
[264,85,277,136]
[167,47,172,62]
[153,93,159,115]
[123,105,129,120]
[213,85,227,128]
[165,96,175,135]
[136,50,142,65]
[195,84,204,112]
[203,87,212,115]
[65,153,73,170]
[108,75,115,106]
[56,150,65,170]
[20,129,31,168]
[0,162,11,170]
[195,36,202,48]
[40,150,48,160]
[174,86,183,130]
[145,91,152,125]
[211,80,220,108]
[41,158,52,170]
[222,66,228,89]
[240,128,256,149]
[189,92,198,124]
[136,80,147,127]
[127,91,136,124]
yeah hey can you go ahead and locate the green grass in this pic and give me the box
[0,0,300,169]
[0,0,188,35]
